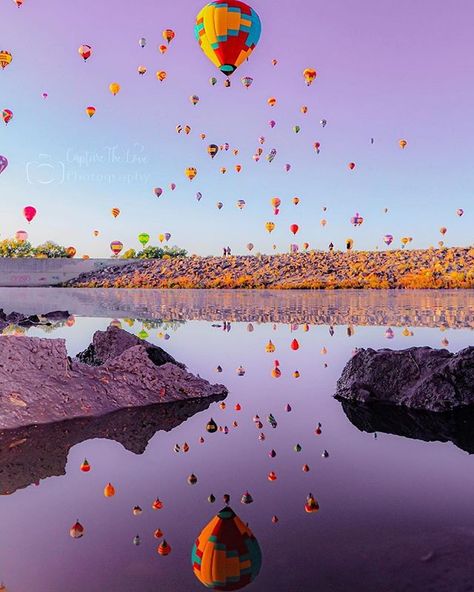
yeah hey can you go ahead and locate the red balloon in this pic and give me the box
[23,206,37,223]
[290,224,299,235]
[291,339,299,351]
[348,162,356,170]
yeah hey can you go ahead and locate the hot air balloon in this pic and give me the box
[196,192,203,202]
[194,1,262,77]
[265,222,275,233]
[313,142,321,153]
[23,206,36,223]
[267,97,277,107]
[2,109,13,125]
[236,199,246,210]
[303,68,317,86]
[192,506,262,590]
[440,226,447,236]
[350,212,364,226]
[220,167,227,174]
[293,125,300,133]
[241,76,253,88]
[246,243,254,252]
[235,164,242,173]
[271,197,281,209]
[383,234,393,246]
[66,246,76,258]
[320,119,327,128]
[109,82,121,96]
[163,29,175,44]
[348,162,356,170]
[269,120,276,128]
[93,230,99,237]
[70,520,85,539]
[184,125,191,135]
[346,238,353,251]
[305,493,319,513]
[159,44,168,54]
[209,76,217,86]
[190,95,200,106]
[111,207,120,218]
[78,45,92,62]
[156,70,167,82]
[456,208,464,217]
[80,459,90,472]
[208,144,219,158]
[185,167,198,181]
[158,539,172,555]
[303,242,309,250]
[170,183,176,191]
[292,197,300,205]
[14,0,24,6]
[85,106,96,118]
[399,139,407,149]
[104,482,116,497]
[153,187,163,198]
[290,224,299,235]
[139,37,147,48]
[284,163,291,172]
[14,230,28,243]
[110,241,123,257]
[216,202,223,210]
[137,65,147,75]
[138,233,150,246]
[320,219,327,227]
[0,155,8,175]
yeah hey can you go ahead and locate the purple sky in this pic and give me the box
[1,0,473,256]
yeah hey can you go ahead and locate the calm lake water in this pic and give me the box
[0,289,473,592]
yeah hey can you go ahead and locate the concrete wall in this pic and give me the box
[0,258,135,287]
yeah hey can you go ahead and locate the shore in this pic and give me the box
[64,248,474,290]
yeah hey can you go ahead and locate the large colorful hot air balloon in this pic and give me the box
[192,506,262,590]
[78,45,92,61]
[23,206,36,223]
[195,1,262,77]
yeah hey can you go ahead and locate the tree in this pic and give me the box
[121,248,137,259]
[34,241,68,258]
[0,239,34,257]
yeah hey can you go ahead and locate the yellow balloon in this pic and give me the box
[109,82,121,96]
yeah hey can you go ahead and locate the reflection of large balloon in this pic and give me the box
[23,206,36,223]
[192,506,262,591]
[0,155,8,175]
[110,241,123,256]
[195,1,262,76]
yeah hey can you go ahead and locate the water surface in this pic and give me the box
[0,289,473,592]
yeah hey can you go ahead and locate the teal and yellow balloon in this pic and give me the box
[192,506,262,590]
[195,1,262,77]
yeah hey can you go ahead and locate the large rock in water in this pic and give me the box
[335,346,474,412]
[0,327,227,429]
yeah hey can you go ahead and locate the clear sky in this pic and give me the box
[0,0,473,256]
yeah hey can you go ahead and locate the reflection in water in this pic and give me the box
[0,396,224,495]
[0,288,473,328]
[338,399,474,453]
[192,506,262,591]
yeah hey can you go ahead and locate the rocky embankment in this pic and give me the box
[335,346,474,412]
[0,308,72,331]
[63,248,474,289]
[0,326,227,429]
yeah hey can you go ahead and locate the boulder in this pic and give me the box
[0,328,227,429]
[335,346,474,412]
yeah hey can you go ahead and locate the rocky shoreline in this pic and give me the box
[0,326,227,429]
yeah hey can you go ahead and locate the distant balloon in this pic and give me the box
[158,44,168,54]
[247,243,254,252]
[290,224,299,235]
[300,105,308,114]
[111,207,120,218]
[399,139,407,149]
[293,125,300,134]
[138,232,150,246]
[15,230,28,242]
[170,183,176,190]
[456,208,464,217]
[85,106,96,118]
[216,201,223,210]
[138,37,147,48]
[137,65,147,75]
[196,192,203,201]
[350,212,364,226]
[236,199,246,210]
[209,76,217,86]
[156,70,167,82]
[207,144,219,159]
[440,226,447,236]
[269,120,276,128]
[348,162,356,170]
[190,94,200,106]
[78,45,92,61]
[303,68,317,86]
[23,206,36,223]
[66,246,76,258]
[241,76,253,88]
[267,97,277,107]
[383,234,393,246]
[320,119,327,128]
[70,521,85,539]
[2,109,13,125]
[185,167,198,181]
[153,187,163,198]
[109,82,121,96]
[162,29,175,44]
[110,241,123,256]
[265,221,275,233]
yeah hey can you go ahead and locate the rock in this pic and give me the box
[76,325,183,368]
[335,346,474,412]
[338,398,474,453]
[43,310,70,321]
[0,328,227,429]
[0,397,224,495]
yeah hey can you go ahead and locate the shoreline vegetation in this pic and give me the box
[65,247,474,290]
